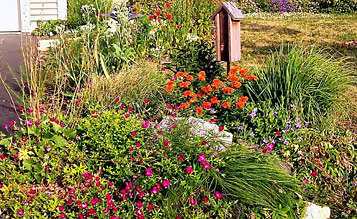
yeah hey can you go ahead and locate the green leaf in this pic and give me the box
[51,135,68,147]
[0,138,11,146]
[63,128,77,139]
[23,159,35,170]
[100,54,110,79]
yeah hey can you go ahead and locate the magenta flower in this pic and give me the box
[219,126,224,131]
[22,137,27,142]
[18,106,24,111]
[215,191,222,199]
[136,201,143,208]
[103,208,109,213]
[198,154,206,163]
[152,186,159,194]
[60,213,66,218]
[167,104,173,109]
[136,142,141,148]
[148,204,153,211]
[302,178,308,184]
[312,171,317,177]
[172,124,177,128]
[189,198,197,205]
[17,210,24,215]
[128,107,133,111]
[125,113,130,118]
[2,124,8,129]
[203,161,211,170]
[174,106,179,111]
[29,189,36,194]
[129,147,133,152]
[144,99,149,104]
[162,180,170,188]
[106,193,112,201]
[131,132,137,137]
[46,146,52,153]
[58,206,64,211]
[81,201,88,209]
[9,120,15,126]
[164,141,169,147]
[185,167,194,175]
[146,168,153,176]
[90,197,99,205]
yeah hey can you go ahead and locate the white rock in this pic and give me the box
[159,117,233,151]
[303,202,331,219]
[38,39,60,52]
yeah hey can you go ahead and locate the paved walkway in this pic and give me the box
[0,34,23,133]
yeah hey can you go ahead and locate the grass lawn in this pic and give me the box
[240,13,357,65]
[239,13,357,129]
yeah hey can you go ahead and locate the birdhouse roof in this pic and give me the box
[211,2,245,21]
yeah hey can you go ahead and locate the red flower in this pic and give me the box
[58,206,64,211]
[155,11,161,15]
[129,147,133,152]
[106,193,112,201]
[219,126,224,131]
[276,131,281,136]
[166,3,171,7]
[164,140,169,147]
[99,14,104,19]
[166,14,173,19]
[19,106,24,111]
[29,189,36,194]
[203,197,209,203]
[149,14,155,19]
[148,204,153,211]
[115,97,119,102]
[144,99,149,104]
[176,25,181,28]
[89,208,96,215]
[202,141,206,145]
[0,154,5,160]
[185,167,194,175]
[312,171,317,177]
[60,213,66,218]
[131,132,137,137]
[178,156,183,161]
[133,7,138,11]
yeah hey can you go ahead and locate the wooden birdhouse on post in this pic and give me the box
[211,2,244,73]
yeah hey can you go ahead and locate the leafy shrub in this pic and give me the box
[267,0,300,12]
[315,0,357,13]
[32,20,65,36]
[246,44,355,126]
[166,39,225,81]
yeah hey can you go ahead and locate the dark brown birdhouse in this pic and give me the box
[211,2,244,63]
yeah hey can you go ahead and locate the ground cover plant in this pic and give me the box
[1,0,357,218]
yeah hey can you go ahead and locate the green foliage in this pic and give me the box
[315,0,357,13]
[289,129,357,218]
[166,39,225,81]
[32,20,64,36]
[246,44,355,127]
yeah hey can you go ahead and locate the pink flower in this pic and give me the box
[60,213,66,218]
[172,124,177,129]
[302,178,308,184]
[136,201,143,208]
[121,189,126,195]
[9,120,15,126]
[202,141,206,145]
[215,191,222,199]
[146,168,153,176]
[162,180,170,188]
[136,142,141,148]
[164,154,167,159]
[198,154,206,163]
[185,167,194,175]
[58,206,64,211]
[67,199,73,204]
[128,107,133,111]
[17,210,24,215]
[164,141,169,147]
[131,132,136,137]
[78,213,84,219]
[174,106,179,111]
[167,104,173,109]
[18,106,24,111]
[129,147,133,152]
[22,137,27,142]
[103,208,109,213]
[312,171,317,177]
[106,193,112,201]
[3,124,7,129]
[189,198,196,205]
[125,113,130,118]
[90,197,99,205]
[69,189,75,194]
[219,126,224,131]
[29,189,36,194]
[108,182,113,186]
[152,186,159,194]
[125,182,132,190]
[46,147,52,153]
[203,161,211,170]
[144,99,149,104]
[0,154,5,160]
[162,67,167,71]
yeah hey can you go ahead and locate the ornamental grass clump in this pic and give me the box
[246,44,355,127]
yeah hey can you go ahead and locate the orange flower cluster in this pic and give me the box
[165,67,256,115]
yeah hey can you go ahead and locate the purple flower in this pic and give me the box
[291,127,296,131]
[296,117,301,121]
[296,123,302,128]
[272,111,278,115]
[282,130,288,134]
[263,138,269,143]
[249,132,255,137]
[283,140,289,145]
[291,104,296,108]
[237,126,244,131]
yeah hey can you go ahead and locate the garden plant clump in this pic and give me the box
[0,0,356,218]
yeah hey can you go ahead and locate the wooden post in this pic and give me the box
[227,61,231,74]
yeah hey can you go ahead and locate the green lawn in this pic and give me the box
[240,13,357,64]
